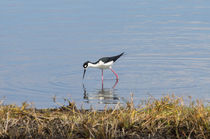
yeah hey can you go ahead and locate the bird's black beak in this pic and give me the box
[83,69,86,79]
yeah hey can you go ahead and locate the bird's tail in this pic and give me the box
[112,52,124,62]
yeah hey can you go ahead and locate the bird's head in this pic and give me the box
[83,61,90,79]
[83,61,89,69]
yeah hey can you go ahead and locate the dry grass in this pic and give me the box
[0,95,209,139]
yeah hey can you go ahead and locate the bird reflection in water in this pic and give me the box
[83,80,120,104]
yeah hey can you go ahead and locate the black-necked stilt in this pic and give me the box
[83,52,124,81]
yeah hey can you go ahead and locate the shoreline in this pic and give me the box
[0,95,209,138]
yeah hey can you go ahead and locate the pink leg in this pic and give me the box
[101,69,104,83]
[112,79,118,89]
[110,68,119,80]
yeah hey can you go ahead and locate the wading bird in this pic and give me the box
[83,52,124,81]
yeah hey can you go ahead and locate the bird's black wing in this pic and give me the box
[99,52,124,63]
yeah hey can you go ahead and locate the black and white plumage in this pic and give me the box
[83,52,124,80]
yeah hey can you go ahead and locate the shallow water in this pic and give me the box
[0,0,210,108]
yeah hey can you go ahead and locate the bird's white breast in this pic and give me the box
[88,60,113,69]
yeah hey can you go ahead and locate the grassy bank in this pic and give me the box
[0,95,209,139]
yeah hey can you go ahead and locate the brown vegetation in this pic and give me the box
[0,95,209,138]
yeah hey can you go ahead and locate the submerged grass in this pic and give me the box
[0,95,209,139]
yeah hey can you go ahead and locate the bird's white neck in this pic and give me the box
[88,62,98,68]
